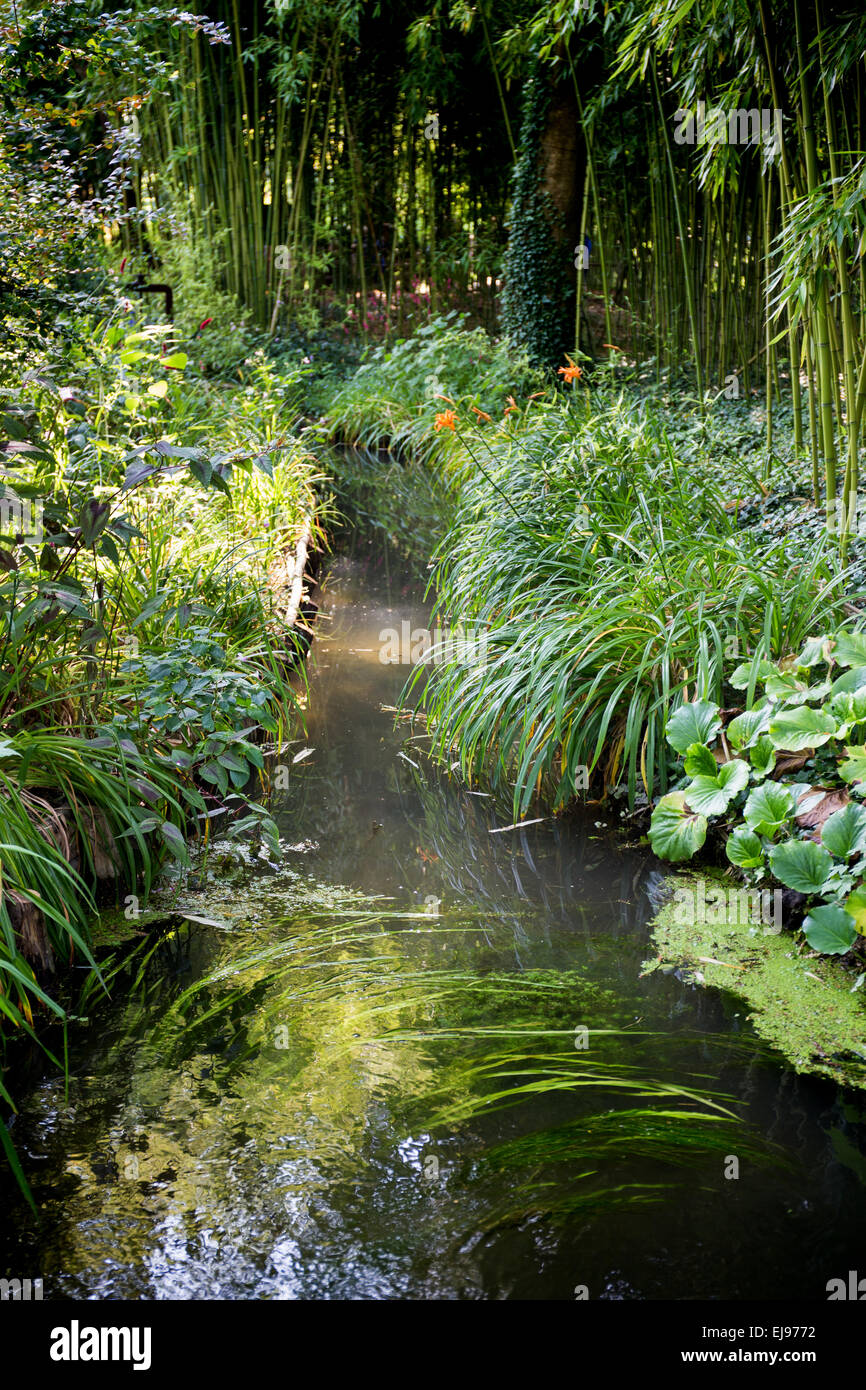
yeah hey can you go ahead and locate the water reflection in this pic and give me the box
[2,547,866,1300]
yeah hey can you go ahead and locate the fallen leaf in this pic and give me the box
[794,785,849,840]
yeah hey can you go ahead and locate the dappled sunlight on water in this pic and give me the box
[3,548,866,1299]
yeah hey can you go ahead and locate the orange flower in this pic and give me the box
[434,409,457,431]
[470,405,492,422]
[557,363,582,383]
[503,394,519,416]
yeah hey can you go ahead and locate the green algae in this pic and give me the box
[645,869,866,1090]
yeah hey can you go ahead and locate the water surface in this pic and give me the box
[3,547,866,1300]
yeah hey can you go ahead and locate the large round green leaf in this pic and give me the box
[648,792,708,862]
[843,885,866,933]
[726,707,770,751]
[769,839,833,893]
[748,735,776,778]
[830,666,866,697]
[821,803,866,859]
[796,635,831,667]
[839,746,866,785]
[744,782,794,838]
[684,758,750,816]
[729,659,777,691]
[830,629,866,669]
[768,706,837,751]
[725,826,764,869]
[801,905,857,955]
[665,701,721,755]
[683,742,717,777]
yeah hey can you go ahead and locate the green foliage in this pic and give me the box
[649,629,866,956]
[501,69,574,366]
[406,379,852,818]
[0,303,321,1196]
[322,312,545,465]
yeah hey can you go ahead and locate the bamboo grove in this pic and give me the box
[86,0,861,545]
[3,1,866,550]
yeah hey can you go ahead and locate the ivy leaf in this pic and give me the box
[648,791,708,862]
[684,758,750,816]
[665,700,721,754]
[199,760,229,796]
[769,839,833,893]
[683,742,717,776]
[189,456,213,487]
[802,905,857,955]
[768,705,837,751]
[725,826,764,869]
[821,803,866,859]
[744,782,794,838]
[154,441,204,459]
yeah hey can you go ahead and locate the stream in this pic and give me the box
[3,545,866,1300]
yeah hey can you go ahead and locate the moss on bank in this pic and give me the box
[645,870,866,1090]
